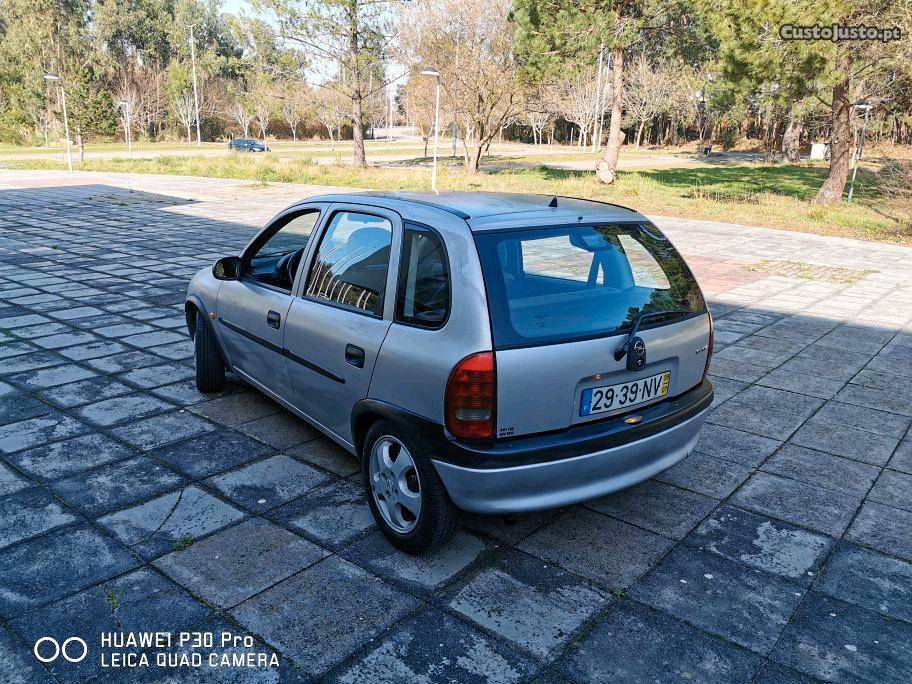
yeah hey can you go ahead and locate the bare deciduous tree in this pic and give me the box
[251,86,274,140]
[314,86,348,150]
[401,0,521,173]
[171,92,196,143]
[526,107,552,146]
[254,0,398,167]
[228,99,253,138]
[623,56,675,147]
[401,76,439,157]
[556,67,601,148]
[281,88,310,141]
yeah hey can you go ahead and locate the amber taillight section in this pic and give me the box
[445,352,496,440]
[703,312,714,379]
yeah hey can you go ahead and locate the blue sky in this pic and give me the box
[222,0,251,17]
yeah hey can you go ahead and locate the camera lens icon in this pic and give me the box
[33,636,88,664]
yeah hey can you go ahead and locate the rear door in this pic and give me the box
[473,222,710,438]
[282,205,400,445]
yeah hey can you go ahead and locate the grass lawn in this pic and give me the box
[4,154,908,245]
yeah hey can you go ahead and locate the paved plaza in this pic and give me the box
[0,169,911,683]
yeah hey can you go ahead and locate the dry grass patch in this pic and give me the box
[4,154,910,245]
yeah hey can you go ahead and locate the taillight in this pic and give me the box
[445,352,496,440]
[703,312,714,380]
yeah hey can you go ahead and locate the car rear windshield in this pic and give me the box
[474,223,706,348]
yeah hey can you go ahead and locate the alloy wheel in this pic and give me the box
[369,436,422,533]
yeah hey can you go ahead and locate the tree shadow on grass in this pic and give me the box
[639,165,828,200]
[509,163,887,204]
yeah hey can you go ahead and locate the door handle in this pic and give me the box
[345,344,365,368]
[266,310,281,330]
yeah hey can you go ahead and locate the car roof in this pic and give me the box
[292,191,644,229]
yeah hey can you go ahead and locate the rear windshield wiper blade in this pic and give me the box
[614,309,691,362]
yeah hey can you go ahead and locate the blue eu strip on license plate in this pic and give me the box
[580,388,593,416]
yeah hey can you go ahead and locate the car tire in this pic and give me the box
[363,420,459,554]
[194,312,225,393]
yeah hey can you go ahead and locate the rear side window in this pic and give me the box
[305,211,392,316]
[474,223,705,348]
[396,224,450,328]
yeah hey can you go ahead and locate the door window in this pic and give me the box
[305,211,393,317]
[246,209,320,291]
[395,224,450,328]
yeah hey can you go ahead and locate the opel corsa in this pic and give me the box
[186,192,714,553]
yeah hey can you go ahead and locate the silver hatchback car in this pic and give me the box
[186,192,714,553]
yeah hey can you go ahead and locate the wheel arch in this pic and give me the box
[351,399,446,462]
[185,297,230,366]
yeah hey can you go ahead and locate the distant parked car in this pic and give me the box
[229,138,270,152]
[186,192,714,553]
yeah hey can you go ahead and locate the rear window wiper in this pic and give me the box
[614,309,691,367]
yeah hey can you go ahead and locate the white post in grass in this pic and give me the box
[44,73,72,173]
[117,100,132,158]
[847,102,872,203]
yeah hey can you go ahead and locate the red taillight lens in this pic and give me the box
[703,312,714,380]
[445,352,496,440]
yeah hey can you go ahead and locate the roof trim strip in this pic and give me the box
[389,195,471,220]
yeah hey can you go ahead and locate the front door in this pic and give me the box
[282,207,400,445]
[217,206,323,397]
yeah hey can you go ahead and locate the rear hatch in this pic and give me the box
[473,222,710,438]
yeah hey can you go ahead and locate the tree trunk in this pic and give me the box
[814,57,851,204]
[764,117,780,163]
[781,116,802,163]
[635,119,646,147]
[292,127,297,142]
[596,45,625,184]
[468,141,483,173]
[348,1,367,167]
[78,133,84,164]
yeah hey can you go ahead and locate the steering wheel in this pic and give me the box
[274,248,306,289]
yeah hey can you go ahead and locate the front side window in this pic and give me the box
[396,224,450,328]
[246,209,320,290]
[305,211,393,316]
[254,212,319,259]
[474,223,705,348]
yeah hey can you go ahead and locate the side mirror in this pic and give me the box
[212,256,241,281]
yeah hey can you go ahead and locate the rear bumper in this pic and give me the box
[432,379,712,514]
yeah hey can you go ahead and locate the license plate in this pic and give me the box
[580,371,671,416]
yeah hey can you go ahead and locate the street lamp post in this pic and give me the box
[420,67,441,193]
[117,100,132,158]
[44,73,73,174]
[189,25,202,145]
[847,101,872,203]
